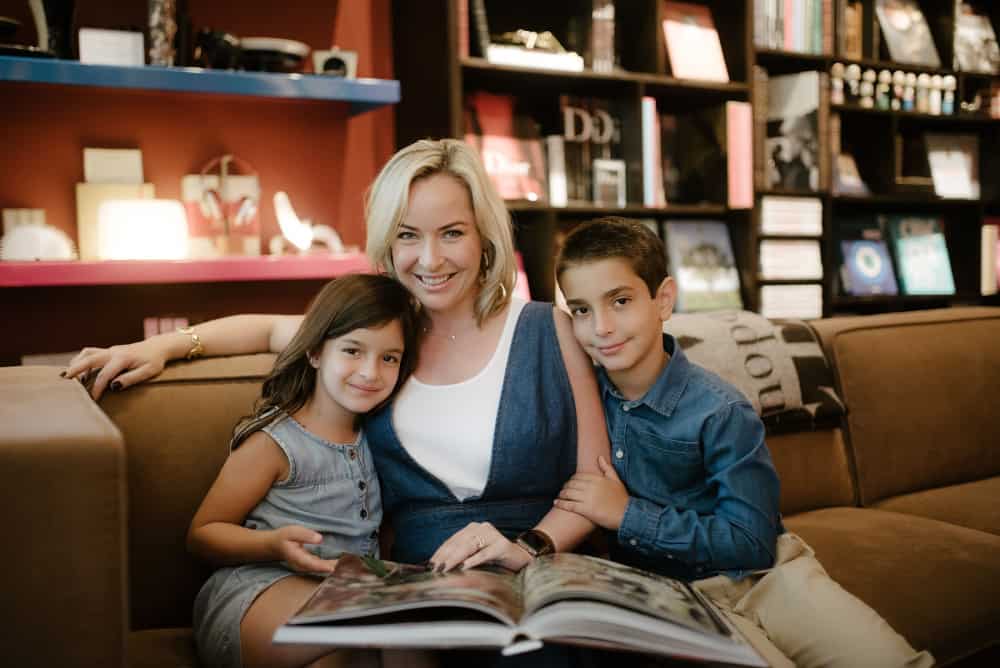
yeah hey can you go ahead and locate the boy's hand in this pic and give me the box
[271,525,338,574]
[554,456,629,530]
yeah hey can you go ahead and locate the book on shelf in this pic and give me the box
[469,0,491,58]
[272,553,766,666]
[592,158,627,207]
[662,1,729,82]
[727,101,754,210]
[464,91,547,202]
[953,2,1000,74]
[661,103,734,206]
[755,0,830,54]
[764,70,827,192]
[759,195,823,236]
[982,220,1000,296]
[924,133,980,199]
[874,0,941,68]
[759,239,824,280]
[664,220,743,312]
[485,44,585,72]
[759,283,824,320]
[884,215,956,295]
[561,95,626,205]
[545,135,569,207]
[830,112,869,196]
[839,239,900,295]
[837,0,864,59]
[641,96,667,207]
[590,0,617,73]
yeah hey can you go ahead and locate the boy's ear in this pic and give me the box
[654,276,677,321]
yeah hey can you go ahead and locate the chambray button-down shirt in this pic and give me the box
[600,334,783,582]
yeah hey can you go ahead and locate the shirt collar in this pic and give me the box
[598,333,691,417]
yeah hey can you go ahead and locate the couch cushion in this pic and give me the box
[100,354,275,631]
[767,428,856,515]
[785,507,1000,665]
[810,307,1000,505]
[665,312,845,434]
[874,476,1000,536]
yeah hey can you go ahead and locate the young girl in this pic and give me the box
[187,274,418,668]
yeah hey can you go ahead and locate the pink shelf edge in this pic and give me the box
[0,253,372,287]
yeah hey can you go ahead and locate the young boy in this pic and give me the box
[554,217,933,668]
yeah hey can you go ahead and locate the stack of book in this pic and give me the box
[757,196,824,319]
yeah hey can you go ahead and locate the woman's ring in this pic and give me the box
[474,534,486,551]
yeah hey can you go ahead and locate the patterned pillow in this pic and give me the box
[664,311,844,434]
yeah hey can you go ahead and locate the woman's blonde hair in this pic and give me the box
[365,138,516,325]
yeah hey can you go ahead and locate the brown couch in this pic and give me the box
[3,307,999,667]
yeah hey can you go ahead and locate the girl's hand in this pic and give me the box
[429,522,533,573]
[64,339,171,400]
[271,525,339,574]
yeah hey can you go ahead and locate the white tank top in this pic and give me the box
[392,298,527,501]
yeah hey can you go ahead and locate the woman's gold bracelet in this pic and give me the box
[177,326,205,360]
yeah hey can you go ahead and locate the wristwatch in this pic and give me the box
[514,529,555,559]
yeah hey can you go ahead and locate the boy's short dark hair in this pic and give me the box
[556,217,668,296]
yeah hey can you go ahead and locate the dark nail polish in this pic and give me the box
[110,381,122,392]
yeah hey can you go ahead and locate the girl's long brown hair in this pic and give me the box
[231,274,419,448]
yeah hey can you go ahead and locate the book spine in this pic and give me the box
[982,222,999,295]
[470,0,490,58]
[819,71,831,191]
[822,0,832,55]
[546,135,569,207]
[727,101,754,209]
[752,65,769,190]
[458,0,469,59]
[642,96,658,207]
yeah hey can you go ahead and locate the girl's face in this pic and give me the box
[391,172,484,316]
[311,320,405,419]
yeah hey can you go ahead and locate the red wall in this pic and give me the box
[0,0,394,249]
[0,1,395,363]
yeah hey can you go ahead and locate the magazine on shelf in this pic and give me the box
[464,91,547,203]
[884,215,956,295]
[759,284,824,320]
[953,2,1000,74]
[874,0,941,67]
[661,1,729,82]
[765,71,822,192]
[272,553,766,666]
[664,220,743,312]
[839,239,899,296]
[924,133,980,199]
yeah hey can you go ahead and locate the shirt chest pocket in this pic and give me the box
[622,424,703,502]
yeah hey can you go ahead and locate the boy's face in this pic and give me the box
[560,258,676,392]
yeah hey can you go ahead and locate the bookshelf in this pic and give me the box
[391,0,754,303]
[391,0,998,316]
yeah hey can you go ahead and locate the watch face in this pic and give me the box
[517,530,552,556]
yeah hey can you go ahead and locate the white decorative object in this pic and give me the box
[97,199,188,260]
[270,191,345,255]
[0,224,77,261]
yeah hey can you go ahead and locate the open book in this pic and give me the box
[273,553,766,666]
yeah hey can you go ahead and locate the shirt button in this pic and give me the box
[349,450,357,460]
[622,404,630,412]
[615,449,624,460]
[629,538,637,546]
[358,480,367,491]
[360,509,368,519]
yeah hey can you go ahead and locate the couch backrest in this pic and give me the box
[810,307,1000,506]
[767,428,857,515]
[99,354,273,631]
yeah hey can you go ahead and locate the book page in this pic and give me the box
[520,553,723,637]
[287,554,524,626]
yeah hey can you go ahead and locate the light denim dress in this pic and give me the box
[192,411,382,668]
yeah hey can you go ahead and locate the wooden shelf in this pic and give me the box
[832,103,997,124]
[831,194,982,208]
[0,253,371,288]
[0,55,399,114]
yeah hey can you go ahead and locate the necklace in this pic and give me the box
[423,325,457,342]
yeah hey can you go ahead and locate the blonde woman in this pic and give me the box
[66,140,610,664]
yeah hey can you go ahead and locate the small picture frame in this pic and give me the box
[312,48,358,78]
[592,158,627,207]
[893,134,934,191]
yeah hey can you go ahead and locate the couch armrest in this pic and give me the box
[0,366,127,668]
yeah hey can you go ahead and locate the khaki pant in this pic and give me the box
[693,533,935,668]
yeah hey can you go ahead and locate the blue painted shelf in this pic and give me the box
[0,55,399,115]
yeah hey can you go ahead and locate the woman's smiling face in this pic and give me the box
[391,172,484,316]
